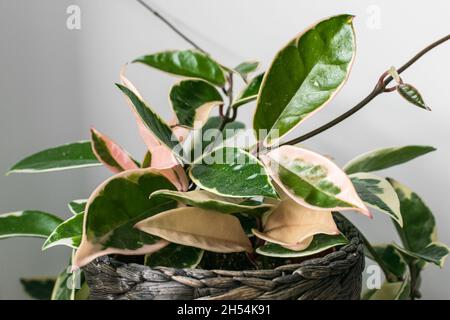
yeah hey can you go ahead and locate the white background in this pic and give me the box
[0,0,449,299]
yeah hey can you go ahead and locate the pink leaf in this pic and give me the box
[90,127,139,173]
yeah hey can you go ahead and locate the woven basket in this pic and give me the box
[83,214,364,300]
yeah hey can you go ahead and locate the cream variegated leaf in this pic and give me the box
[90,127,139,173]
[252,197,339,250]
[135,207,253,253]
[350,173,402,226]
[150,189,273,214]
[261,145,370,216]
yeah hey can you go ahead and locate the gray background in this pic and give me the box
[0,0,449,299]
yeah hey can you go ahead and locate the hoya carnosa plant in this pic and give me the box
[1,14,449,300]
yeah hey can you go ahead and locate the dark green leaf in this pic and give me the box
[397,83,431,111]
[344,145,436,174]
[388,178,436,252]
[189,147,277,198]
[350,173,402,226]
[134,50,227,86]
[20,277,56,300]
[42,213,83,250]
[73,169,178,268]
[8,141,101,174]
[116,84,182,159]
[150,189,273,214]
[368,244,407,279]
[393,242,449,267]
[256,233,348,258]
[68,200,87,215]
[170,80,223,128]
[234,213,259,237]
[145,243,203,268]
[254,15,356,146]
[232,73,264,108]
[185,117,245,162]
[0,211,62,239]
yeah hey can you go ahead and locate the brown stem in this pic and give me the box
[280,33,450,147]
[136,0,209,55]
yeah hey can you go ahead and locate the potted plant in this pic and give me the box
[1,13,449,300]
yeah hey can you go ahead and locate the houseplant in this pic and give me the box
[1,12,449,300]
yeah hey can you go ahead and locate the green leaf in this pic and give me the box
[185,117,245,162]
[397,83,431,111]
[145,243,203,269]
[232,73,264,109]
[393,242,449,268]
[254,15,356,146]
[20,277,56,300]
[350,173,402,226]
[73,169,178,268]
[170,79,223,128]
[368,280,410,300]
[344,145,436,174]
[90,128,139,173]
[68,200,87,215]
[367,244,407,279]
[8,141,101,174]
[134,50,227,86]
[262,146,369,215]
[256,233,348,258]
[51,267,74,300]
[42,213,83,250]
[234,61,259,81]
[189,147,278,198]
[150,189,273,214]
[0,211,62,239]
[388,178,436,252]
[234,213,259,237]
[116,84,182,159]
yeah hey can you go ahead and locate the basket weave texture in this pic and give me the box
[83,215,364,300]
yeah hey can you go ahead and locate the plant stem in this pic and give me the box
[280,33,450,147]
[136,0,209,55]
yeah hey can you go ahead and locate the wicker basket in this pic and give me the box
[83,214,364,300]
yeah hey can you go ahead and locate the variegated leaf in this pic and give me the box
[261,145,370,216]
[135,207,253,253]
[350,173,402,226]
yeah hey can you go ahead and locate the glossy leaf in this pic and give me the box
[145,243,203,269]
[393,242,449,268]
[8,141,101,174]
[254,15,356,146]
[388,178,436,252]
[73,169,178,268]
[234,213,259,237]
[232,73,264,109]
[116,84,181,156]
[234,61,259,81]
[68,200,86,215]
[252,198,339,250]
[42,213,83,250]
[344,145,436,174]
[350,173,402,226]
[256,233,348,258]
[189,147,277,198]
[136,207,253,253]
[20,277,56,300]
[0,211,62,239]
[185,116,245,162]
[397,83,431,111]
[261,145,369,215]
[150,189,273,214]
[134,50,227,86]
[51,267,74,300]
[90,128,139,173]
[170,80,223,128]
[367,244,407,279]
